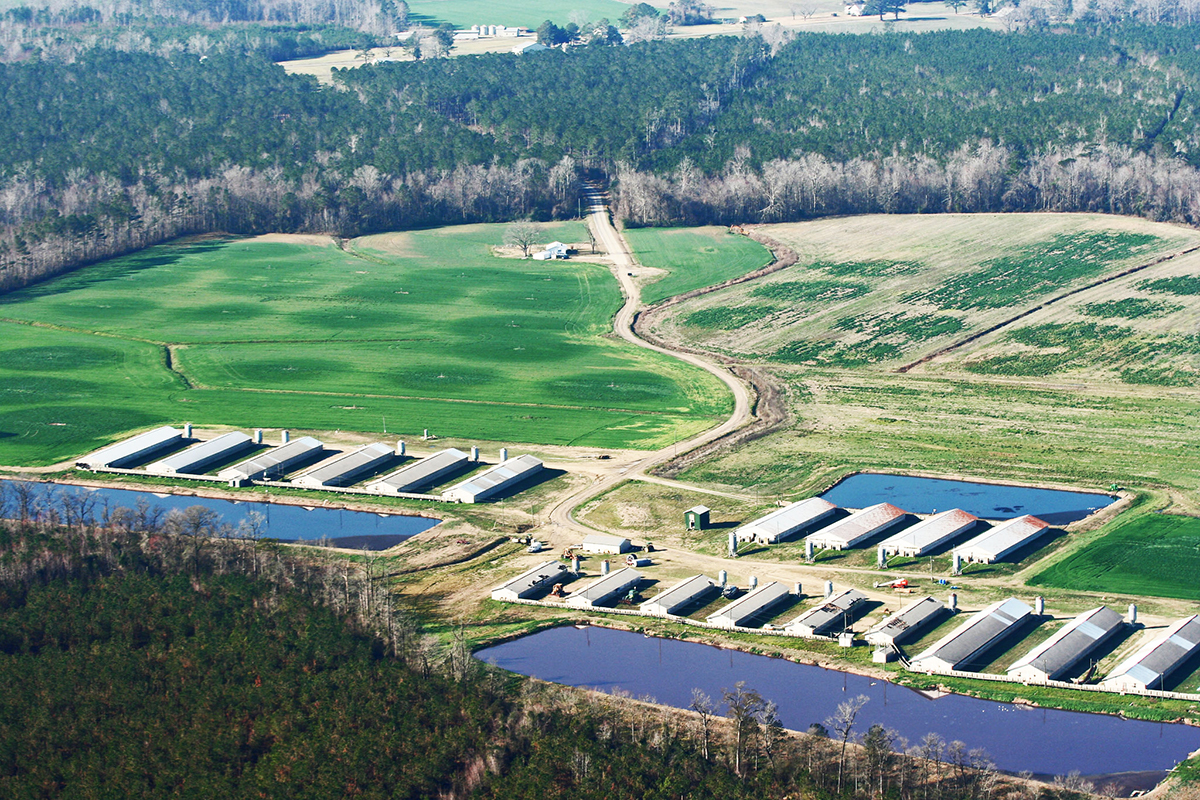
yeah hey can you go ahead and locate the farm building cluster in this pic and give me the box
[735,497,1053,571]
[76,425,546,504]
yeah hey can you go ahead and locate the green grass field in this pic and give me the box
[0,223,730,466]
[1030,513,1200,601]
[406,0,638,29]
[623,227,773,306]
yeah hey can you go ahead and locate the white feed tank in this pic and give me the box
[824,580,834,598]
[1035,596,1045,615]
[184,422,192,438]
[500,447,509,462]
[254,429,263,444]
[949,592,958,612]
[601,560,610,575]
[471,445,479,461]
[805,540,814,561]
[1128,604,1138,624]
[749,575,758,590]
[718,570,727,587]
[281,430,290,444]
[396,441,405,456]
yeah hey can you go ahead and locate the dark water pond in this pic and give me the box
[0,480,439,550]
[820,473,1115,524]
[477,626,1200,791]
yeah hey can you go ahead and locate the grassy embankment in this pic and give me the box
[0,223,731,466]
[623,225,775,305]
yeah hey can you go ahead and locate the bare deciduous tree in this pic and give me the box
[503,219,542,257]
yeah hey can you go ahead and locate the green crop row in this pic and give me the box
[834,311,964,341]
[1077,297,1183,319]
[684,304,777,330]
[750,279,872,303]
[906,231,1162,310]
[1138,274,1200,295]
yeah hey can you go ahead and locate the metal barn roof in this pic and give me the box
[77,426,183,469]
[564,567,642,608]
[369,448,469,494]
[787,589,869,636]
[218,437,324,481]
[879,509,978,557]
[442,454,543,503]
[706,581,791,628]
[1007,605,1124,681]
[865,596,947,647]
[147,432,254,475]
[806,503,908,550]
[490,560,570,601]
[953,515,1050,563]
[736,497,838,543]
[911,597,1034,672]
[641,574,715,616]
[1101,615,1200,690]
[295,442,394,487]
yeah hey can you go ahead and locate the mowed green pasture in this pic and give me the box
[406,0,636,28]
[652,214,1197,372]
[624,226,773,305]
[0,223,730,465]
[1030,513,1200,601]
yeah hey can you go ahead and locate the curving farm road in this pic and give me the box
[542,187,754,540]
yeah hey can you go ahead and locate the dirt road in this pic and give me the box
[541,188,754,541]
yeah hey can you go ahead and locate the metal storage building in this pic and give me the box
[736,498,838,544]
[685,506,711,531]
[1099,615,1200,691]
[442,454,543,503]
[953,515,1050,564]
[640,574,715,616]
[490,560,570,601]
[218,437,324,481]
[579,533,633,555]
[294,442,394,488]
[147,432,254,475]
[787,589,869,637]
[706,581,792,629]
[564,567,642,608]
[865,596,947,647]
[1007,605,1125,682]
[77,426,184,469]
[878,509,978,557]
[368,448,469,494]
[806,503,908,551]
[910,597,1034,672]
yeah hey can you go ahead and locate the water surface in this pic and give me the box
[477,626,1200,790]
[0,479,439,550]
[820,473,1115,524]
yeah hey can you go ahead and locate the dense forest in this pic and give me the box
[6,23,1200,290]
[0,484,1098,799]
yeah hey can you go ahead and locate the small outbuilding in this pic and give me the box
[579,533,633,555]
[512,41,550,54]
[532,241,569,260]
[684,506,711,531]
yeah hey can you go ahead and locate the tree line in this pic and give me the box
[0,480,1110,799]
[7,26,1200,293]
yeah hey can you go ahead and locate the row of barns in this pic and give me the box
[737,497,1052,565]
[491,558,1200,693]
[76,425,544,504]
[880,595,1200,692]
[491,563,874,636]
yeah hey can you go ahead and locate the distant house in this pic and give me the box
[512,41,549,55]
[845,3,866,14]
[532,242,569,260]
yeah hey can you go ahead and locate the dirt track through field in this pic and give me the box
[543,187,757,540]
